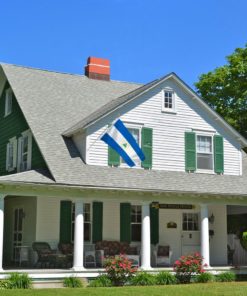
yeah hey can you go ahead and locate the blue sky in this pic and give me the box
[1,0,246,87]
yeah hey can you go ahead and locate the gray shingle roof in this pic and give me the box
[63,76,163,136]
[0,63,247,197]
[0,169,54,184]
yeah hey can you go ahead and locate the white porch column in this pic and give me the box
[73,199,85,271]
[0,195,5,271]
[200,204,210,268]
[141,202,151,270]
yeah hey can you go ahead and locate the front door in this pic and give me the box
[13,208,24,262]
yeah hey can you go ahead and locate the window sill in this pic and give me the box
[161,109,177,114]
[4,113,11,118]
[196,169,215,175]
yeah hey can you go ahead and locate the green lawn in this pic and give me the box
[1,283,247,296]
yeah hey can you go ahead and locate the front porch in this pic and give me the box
[0,186,247,276]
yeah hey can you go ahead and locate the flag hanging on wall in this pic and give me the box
[101,119,145,167]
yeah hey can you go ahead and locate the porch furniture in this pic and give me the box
[84,244,96,267]
[32,242,65,268]
[95,241,139,267]
[152,245,172,267]
[58,243,73,267]
[14,245,30,267]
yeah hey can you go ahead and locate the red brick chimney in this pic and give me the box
[85,57,110,81]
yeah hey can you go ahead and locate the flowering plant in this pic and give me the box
[173,253,206,283]
[104,254,137,286]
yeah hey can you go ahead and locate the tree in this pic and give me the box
[195,44,247,139]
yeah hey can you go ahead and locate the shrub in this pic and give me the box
[195,272,215,283]
[155,272,177,285]
[63,276,83,288]
[241,231,247,250]
[0,280,9,289]
[174,253,205,284]
[7,273,32,289]
[104,254,137,286]
[130,271,156,286]
[216,272,236,282]
[88,275,112,287]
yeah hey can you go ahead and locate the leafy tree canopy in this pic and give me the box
[195,44,247,139]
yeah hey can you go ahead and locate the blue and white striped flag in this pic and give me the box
[101,119,145,167]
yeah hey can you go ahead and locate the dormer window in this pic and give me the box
[162,89,176,113]
[5,88,12,116]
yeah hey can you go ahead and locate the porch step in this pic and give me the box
[32,280,64,289]
[32,277,88,289]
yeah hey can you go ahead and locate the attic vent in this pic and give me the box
[85,57,110,81]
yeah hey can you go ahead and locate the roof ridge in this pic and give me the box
[0,62,142,85]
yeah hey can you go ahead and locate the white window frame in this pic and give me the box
[161,88,176,113]
[6,137,17,172]
[17,130,32,172]
[120,123,142,168]
[4,88,13,117]
[131,205,142,242]
[196,132,214,173]
[71,203,91,243]
[182,212,200,231]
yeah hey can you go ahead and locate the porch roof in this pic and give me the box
[0,159,246,197]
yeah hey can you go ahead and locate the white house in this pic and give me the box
[0,57,246,280]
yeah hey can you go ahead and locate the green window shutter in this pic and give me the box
[120,203,131,243]
[214,135,224,174]
[108,146,120,166]
[150,203,159,245]
[60,201,72,243]
[185,132,196,172]
[92,202,103,243]
[141,128,153,169]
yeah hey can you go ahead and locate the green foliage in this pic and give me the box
[63,277,83,288]
[241,232,247,251]
[216,272,236,282]
[88,275,112,287]
[104,255,137,286]
[195,272,215,283]
[7,273,32,289]
[155,272,177,285]
[130,272,156,286]
[0,280,10,289]
[195,44,247,138]
[174,253,205,284]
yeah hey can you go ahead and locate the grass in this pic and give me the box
[1,283,247,296]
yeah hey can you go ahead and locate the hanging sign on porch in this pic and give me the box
[151,202,194,210]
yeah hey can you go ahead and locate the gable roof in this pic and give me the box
[64,72,247,148]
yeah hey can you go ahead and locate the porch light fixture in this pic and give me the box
[209,213,215,224]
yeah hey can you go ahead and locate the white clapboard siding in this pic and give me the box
[84,78,241,175]
[36,197,60,249]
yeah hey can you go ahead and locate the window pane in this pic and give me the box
[182,213,199,231]
[197,153,213,170]
[131,224,141,241]
[197,136,212,153]
[128,128,139,144]
[84,223,91,241]
[164,91,173,109]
